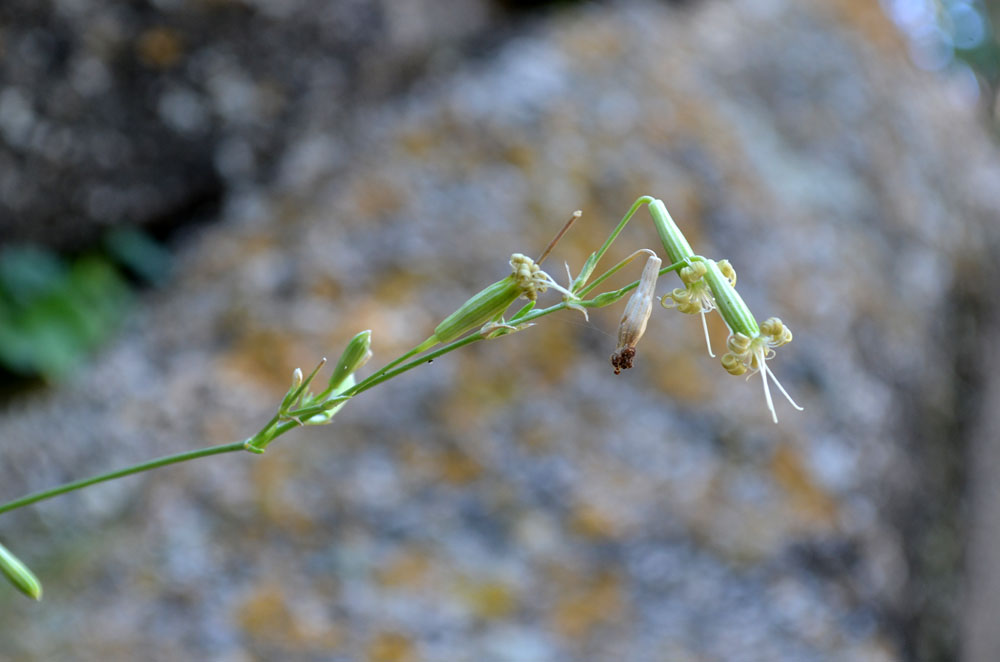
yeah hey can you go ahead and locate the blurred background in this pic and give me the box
[2,0,1000,660]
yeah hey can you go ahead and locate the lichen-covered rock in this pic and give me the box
[0,0,493,248]
[1,1,998,660]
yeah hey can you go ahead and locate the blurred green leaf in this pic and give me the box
[0,246,66,305]
[104,228,171,284]
[0,246,132,380]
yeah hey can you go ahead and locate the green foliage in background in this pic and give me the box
[0,230,169,381]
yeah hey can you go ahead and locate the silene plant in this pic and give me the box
[0,196,802,600]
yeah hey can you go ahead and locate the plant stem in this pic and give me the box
[591,196,654,269]
[581,258,689,298]
[0,268,659,517]
[0,441,247,516]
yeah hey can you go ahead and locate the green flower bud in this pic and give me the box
[431,254,551,345]
[328,330,373,392]
[648,199,695,265]
[0,541,42,601]
[432,276,522,344]
[699,258,759,337]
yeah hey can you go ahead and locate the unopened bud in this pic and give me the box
[0,542,42,601]
[611,253,661,374]
[431,254,548,345]
[432,276,522,345]
[329,330,373,391]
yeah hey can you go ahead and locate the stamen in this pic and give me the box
[765,364,804,411]
[699,311,715,357]
[756,347,778,423]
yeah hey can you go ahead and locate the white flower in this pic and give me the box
[720,317,803,424]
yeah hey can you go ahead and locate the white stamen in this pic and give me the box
[757,349,778,424]
[699,311,715,357]
[765,364,804,411]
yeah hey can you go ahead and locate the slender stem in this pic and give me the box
[0,441,247,516]
[349,333,486,396]
[581,258,690,299]
[579,249,654,298]
[349,301,573,397]
[536,210,582,265]
[590,196,654,273]
[0,255,684,518]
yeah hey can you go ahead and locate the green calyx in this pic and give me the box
[328,330,373,392]
[699,258,759,337]
[430,253,548,345]
[648,199,696,265]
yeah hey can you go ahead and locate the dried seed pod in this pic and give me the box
[611,253,661,374]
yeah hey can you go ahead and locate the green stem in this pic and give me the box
[591,196,654,269]
[349,333,486,396]
[0,441,247,516]
[0,260,678,518]
[581,258,689,298]
[348,301,574,397]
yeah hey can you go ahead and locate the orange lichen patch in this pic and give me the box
[770,443,839,528]
[136,27,183,69]
[199,415,241,446]
[516,422,557,453]
[345,176,406,220]
[555,13,625,66]
[235,582,344,650]
[435,446,484,485]
[501,141,536,171]
[569,502,622,541]
[550,570,625,640]
[371,267,425,305]
[648,351,710,403]
[518,323,578,385]
[396,438,438,478]
[437,355,518,429]
[367,631,418,662]
[458,578,518,621]
[375,550,432,589]
[397,127,438,158]
[249,454,315,534]
[218,329,304,392]
[827,0,909,54]
[309,275,344,302]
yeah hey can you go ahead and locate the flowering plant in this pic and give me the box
[0,196,800,600]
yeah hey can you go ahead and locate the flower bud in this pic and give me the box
[611,254,661,374]
[329,330,373,391]
[648,199,695,264]
[0,541,42,601]
[431,254,549,345]
[432,275,522,344]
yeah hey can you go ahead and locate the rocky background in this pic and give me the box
[2,0,1000,660]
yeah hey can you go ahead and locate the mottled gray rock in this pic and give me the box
[1,1,998,660]
[0,0,494,249]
